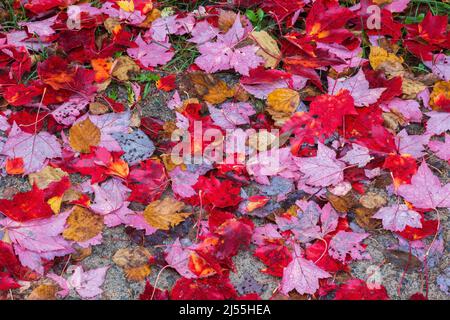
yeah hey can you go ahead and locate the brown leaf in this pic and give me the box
[68,118,101,153]
[327,192,358,213]
[384,250,422,271]
[89,102,109,115]
[359,192,387,209]
[112,56,140,81]
[401,78,426,99]
[180,72,234,104]
[28,166,68,189]
[354,207,381,230]
[143,197,191,230]
[63,206,104,242]
[27,284,58,300]
[113,247,152,269]
[124,265,151,282]
[266,88,300,126]
[71,246,92,262]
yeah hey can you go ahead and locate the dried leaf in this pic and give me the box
[143,197,191,230]
[63,206,104,242]
[27,284,58,300]
[112,56,140,81]
[359,192,387,209]
[69,118,101,153]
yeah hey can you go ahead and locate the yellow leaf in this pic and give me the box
[69,118,101,153]
[251,31,281,69]
[113,247,152,282]
[266,88,300,126]
[143,197,191,230]
[203,80,235,104]
[47,196,63,214]
[28,166,68,189]
[369,46,403,71]
[117,0,134,12]
[63,206,104,242]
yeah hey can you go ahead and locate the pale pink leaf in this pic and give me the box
[296,143,345,187]
[398,161,450,209]
[329,231,370,262]
[340,143,372,168]
[426,112,450,135]
[428,134,450,161]
[169,167,199,198]
[424,54,450,81]
[396,129,430,158]
[373,204,422,232]
[127,35,174,68]
[381,98,422,123]
[165,238,197,278]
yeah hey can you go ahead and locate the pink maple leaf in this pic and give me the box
[1,123,62,174]
[381,98,422,123]
[296,143,345,187]
[0,211,73,274]
[340,143,372,168]
[169,167,199,198]
[165,238,197,279]
[328,231,370,262]
[328,69,385,107]
[194,16,263,75]
[188,20,219,44]
[48,265,109,299]
[281,245,331,295]
[373,204,422,232]
[426,112,450,135]
[208,102,255,129]
[428,134,450,161]
[424,54,450,81]
[397,161,450,209]
[127,35,175,68]
[395,129,430,158]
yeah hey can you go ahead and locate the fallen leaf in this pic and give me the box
[112,56,140,81]
[113,247,152,282]
[69,118,101,153]
[251,31,281,69]
[63,206,104,243]
[359,192,387,209]
[369,46,403,71]
[27,284,58,300]
[143,197,191,230]
[28,166,68,189]
[266,88,299,126]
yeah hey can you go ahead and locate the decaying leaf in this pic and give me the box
[359,192,387,209]
[27,284,58,300]
[63,206,104,242]
[354,207,381,230]
[143,197,191,230]
[179,72,234,105]
[112,56,140,81]
[113,247,152,282]
[384,250,422,271]
[89,102,109,115]
[266,88,300,126]
[69,118,101,153]
[327,192,358,213]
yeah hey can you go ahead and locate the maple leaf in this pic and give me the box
[111,129,155,165]
[280,245,331,295]
[0,184,53,222]
[254,244,292,277]
[328,231,370,262]
[195,16,263,75]
[208,102,255,129]
[296,143,345,187]
[334,279,390,300]
[428,134,450,161]
[143,197,191,231]
[0,212,73,274]
[328,69,386,107]
[373,204,422,232]
[165,238,197,279]
[169,167,199,198]
[397,161,450,209]
[395,130,430,159]
[426,111,450,135]
[127,35,174,68]
[340,144,372,168]
[48,265,108,299]
[309,90,356,134]
[424,54,450,81]
[171,275,238,300]
[2,123,62,174]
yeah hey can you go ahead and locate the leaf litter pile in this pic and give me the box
[0,0,449,300]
